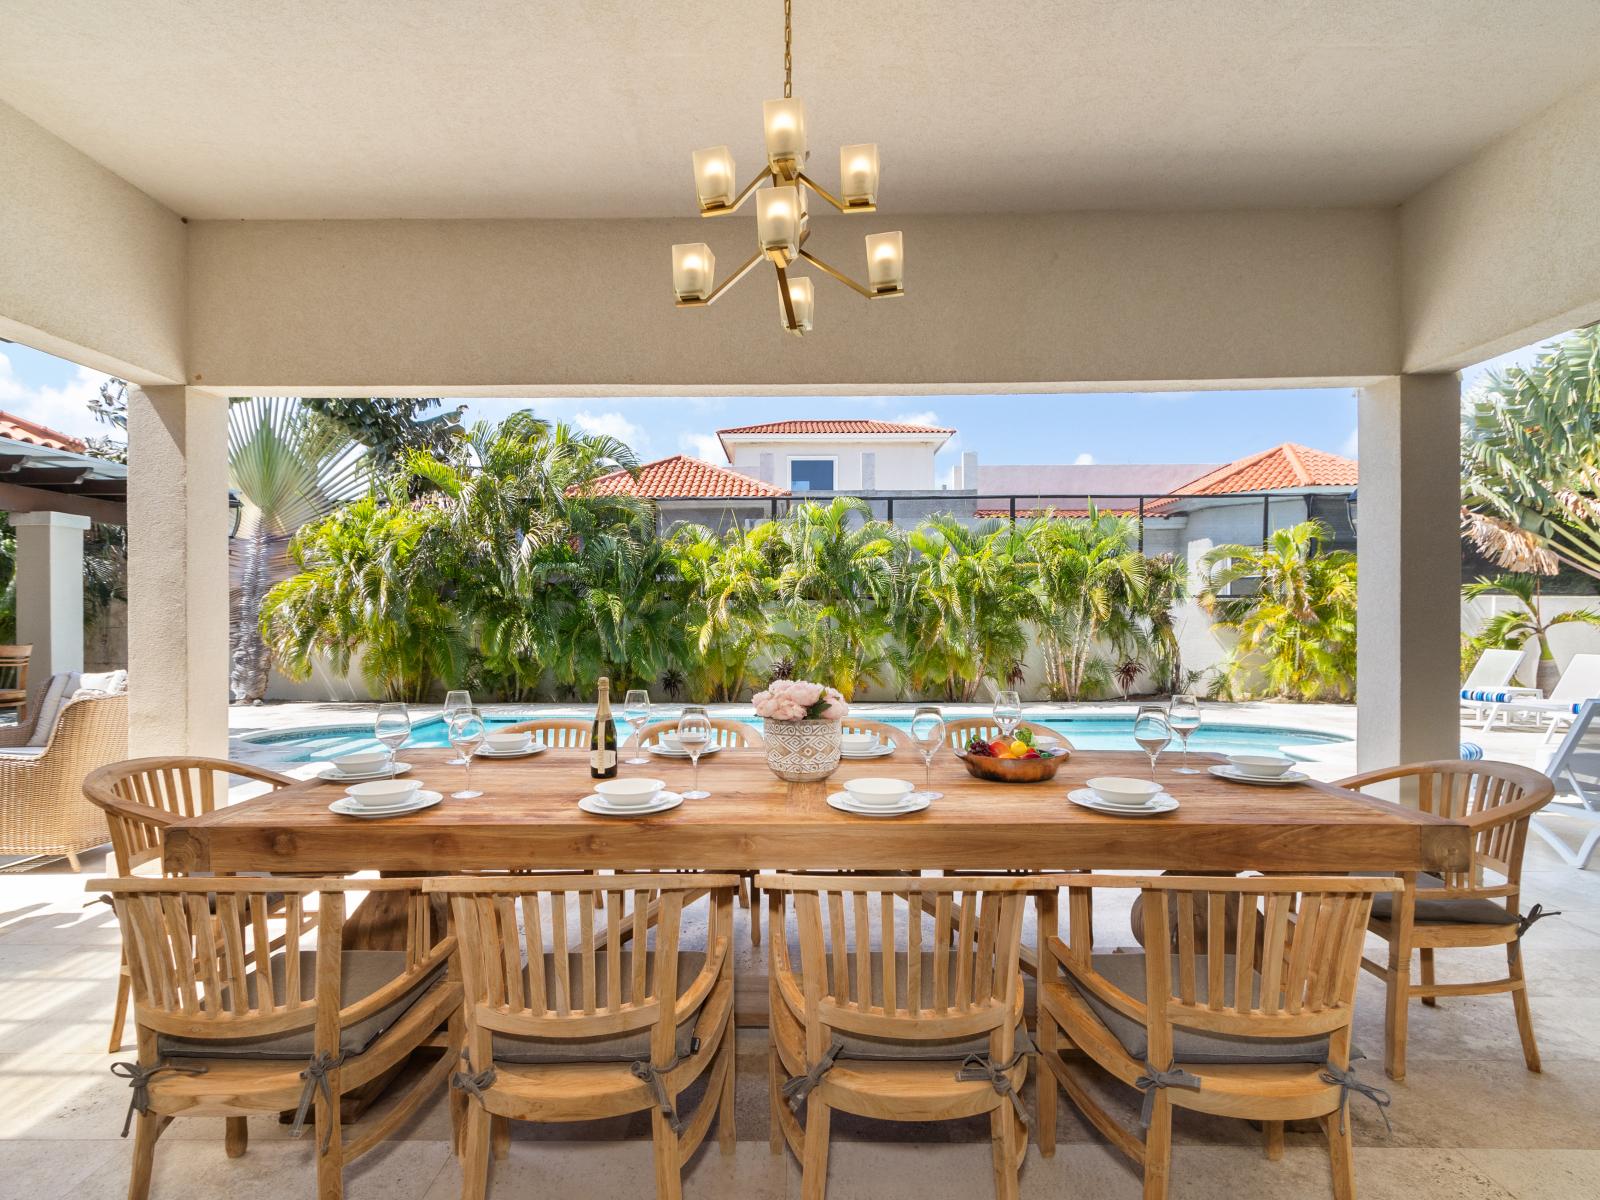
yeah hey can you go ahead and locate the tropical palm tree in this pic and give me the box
[1199,520,1357,701]
[1463,573,1600,692]
[668,522,780,701]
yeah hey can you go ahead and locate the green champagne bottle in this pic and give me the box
[590,677,619,779]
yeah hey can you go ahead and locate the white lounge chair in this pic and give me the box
[1459,648,1539,730]
[1507,653,1600,744]
[1532,698,1600,868]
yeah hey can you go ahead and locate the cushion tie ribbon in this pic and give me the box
[1320,1063,1392,1135]
[956,1041,1035,1129]
[291,1051,347,1152]
[630,1055,685,1135]
[1133,1061,1201,1127]
[109,1061,207,1138]
[1516,903,1561,939]
[450,1052,497,1106]
[781,1038,845,1113]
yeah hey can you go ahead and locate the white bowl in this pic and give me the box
[485,731,533,753]
[333,748,389,773]
[593,777,665,808]
[1226,754,1295,778]
[344,778,421,809]
[843,777,916,808]
[1086,776,1163,807]
[839,732,879,754]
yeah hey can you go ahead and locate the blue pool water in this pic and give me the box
[244,711,1348,764]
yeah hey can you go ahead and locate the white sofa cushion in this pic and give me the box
[76,669,127,696]
[26,673,80,747]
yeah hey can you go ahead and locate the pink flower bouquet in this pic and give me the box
[751,678,848,723]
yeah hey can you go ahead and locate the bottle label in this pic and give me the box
[591,749,617,770]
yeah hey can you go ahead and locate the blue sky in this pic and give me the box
[0,336,1555,482]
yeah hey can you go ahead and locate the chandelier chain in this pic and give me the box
[783,0,793,98]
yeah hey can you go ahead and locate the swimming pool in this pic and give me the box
[242,710,1349,764]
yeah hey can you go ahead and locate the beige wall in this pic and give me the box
[185,208,1402,394]
[1401,78,1600,373]
[0,101,187,383]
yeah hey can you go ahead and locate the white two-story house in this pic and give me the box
[718,419,955,495]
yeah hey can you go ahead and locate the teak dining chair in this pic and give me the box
[761,873,1065,1200]
[496,717,592,748]
[942,717,1068,749]
[0,643,29,722]
[428,874,740,1200]
[636,717,765,749]
[1037,874,1394,1200]
[96,876,461,1200]
[1336,759,1556,1080]
[83,755,301,1053]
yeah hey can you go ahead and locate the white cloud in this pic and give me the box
[0,351,112,439]
[1340,426,1358,458]
[893,410,941,427]
[678,432,725,462]
[572,409,646,451]
[1073,452,1096,465]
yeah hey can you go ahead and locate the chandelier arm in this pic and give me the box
[774,261,800,329]
[795,248,874,299]
[676,249,765,307]
[701,166,775,217]
[795,172,873,214]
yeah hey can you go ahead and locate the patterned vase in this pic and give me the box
[763,718,842,782]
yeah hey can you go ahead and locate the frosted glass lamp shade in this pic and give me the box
[757,186,804,260]
[780,275,815,333]
[839,144,880,205]
[672,243,715,301]
[865,231,904,292]
[692,146,736,210]
[763,98,808,168]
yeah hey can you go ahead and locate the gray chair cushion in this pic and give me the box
[1063,952,1332,1065]
[492,951,708,1064]
[161,950,443,1060]
[1368,873,1518,926]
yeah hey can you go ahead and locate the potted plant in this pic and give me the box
[752,678,848,781]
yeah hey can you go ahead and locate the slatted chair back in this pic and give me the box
[84,757,295,875]
[101,877,450,1043]
[428,874,738,1047]
[760,874,1041,1061]
[0,643,29,715]
[497,718,592,749]
[838,717,908,749]
[636,718,764,749]
[942,717,1069,750]
[1051,875,1391,1064]
[1338,760,1554,897]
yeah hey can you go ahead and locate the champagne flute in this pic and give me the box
[1167,693,1202,775]
[623,688,652,765]
[1132,704,1172,783]
[677,707,711,800]
[447,709,486,799]
[373,702,411,775]
[992,690,1023,740]
[909,705,946,801]
[442,689,473,764]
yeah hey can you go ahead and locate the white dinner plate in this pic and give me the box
[1207,765,1310,786]
[318,761,411,782]
[329,790,442,818]
[1067,788,1179,816]
[476,743,546,759]
[825,791,932,817]
[840,744,896,760]
[578,791,685,817]
[647,742,723,758]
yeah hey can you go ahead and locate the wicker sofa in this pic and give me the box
[0,691,127,870]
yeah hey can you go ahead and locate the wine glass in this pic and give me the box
[1167,693,1202,775]
[373,702,411,775]
[442,689,473,764]
[677,707,711,800]
[623,688,652,765]
[992,690,1023,740]
[447,709,487,799]
[909,705,946,801]
[1132,704,1172,782]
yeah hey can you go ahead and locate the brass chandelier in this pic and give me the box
[669,0,905,336]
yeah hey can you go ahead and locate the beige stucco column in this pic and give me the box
[1355,373,1462,772]
[127,385,230,757]
[5,510,90,699]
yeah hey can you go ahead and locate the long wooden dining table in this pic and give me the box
[163,746,1470,877]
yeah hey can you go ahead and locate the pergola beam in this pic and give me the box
[0,481,126,526]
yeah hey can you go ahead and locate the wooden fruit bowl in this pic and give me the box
[959,750,1068,783]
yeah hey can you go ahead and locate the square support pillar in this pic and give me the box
[1356,373,1462,774]
[5,510,90,700]
[127,385,230,757]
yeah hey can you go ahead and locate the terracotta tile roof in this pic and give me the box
[716,419,957,437]
[1145,443,1357,512]
[575,455,791,499]
[0,410,86,452]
